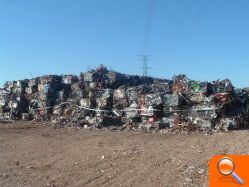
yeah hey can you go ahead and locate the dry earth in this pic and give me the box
[0,122,249,187]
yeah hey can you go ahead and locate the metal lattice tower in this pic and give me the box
[139,55,151,77]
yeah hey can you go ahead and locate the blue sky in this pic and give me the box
[0,0,248,87]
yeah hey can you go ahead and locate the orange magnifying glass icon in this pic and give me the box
[217,157,244,185]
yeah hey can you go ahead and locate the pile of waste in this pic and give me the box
[0,65,248,132]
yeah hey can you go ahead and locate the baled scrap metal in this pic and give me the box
[162,94,180,117]
[141,93,164,117]
[139,76,155,85]
[162,94,179,107]
[39,84,51,94]
[4,80,28,93]
[234,89,248,104]
[54,88,69,105]
[189,81,211,94]
[3,82,19,96]
[125,103,139,118]
[173,74,188,84]
[62,75,78,85]
[69,82,84,105]
[3,81,14,92]
[79,98,96,117]
[82,66,108,88]
[83,82,95,98]
[38,75,62,85]
[242,88,249,98]
[37,76,62,103]
[80,98,92,108]
[0,105,5,114]
[212,80,233,105]
[17,80,29,89]
[38,83,45,93]
[38,82,61,98]
[106,71,126,89]
[188,93,205,104]
[8,99,20,114]
[126,86,143,106]
[52,90,68,116]
[106,71,160,89]
[0,89,9,106]
[0,106,9,114]
[84,72,95,82]
[7,101,23,119]
[187,81,210,104]
[1,65,249,131]
[113,87,128,109]
[88,90,96,99]
[141,105,157,117]
[212,79,233,94]
[0,89,10,114]
[172,74,189,94]
[3,89,30,119]
[239,88,249,114]
[39,91,56,107]
[81,65,172,90]
[28,78,38,88]
[31,76,62,117]
[126,75,142,87]
[26,78,38,94]
[172,83,187,94]
[69,89,83,99]
[96,88,112,99]
[71,81,84,91]
[213,93,231,104]
[83,65,108,88]
[145,93,162,107]
[29,99,44,116]
[95,89,113,109]
[150,83,171,94]
[222,91,247,117]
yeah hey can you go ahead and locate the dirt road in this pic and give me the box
[0,122,249,187]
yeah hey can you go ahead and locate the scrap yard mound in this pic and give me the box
[0,65,249,132]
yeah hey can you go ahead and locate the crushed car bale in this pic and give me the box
[0,65,248,132]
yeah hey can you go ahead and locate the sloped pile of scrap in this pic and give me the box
[0,65,248,132]
[0,88,11,121]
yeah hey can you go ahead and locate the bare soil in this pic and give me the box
[0,122,249,187]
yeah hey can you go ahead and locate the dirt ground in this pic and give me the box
[0,122,249,187]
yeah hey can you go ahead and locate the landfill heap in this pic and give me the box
[0,65,249,132]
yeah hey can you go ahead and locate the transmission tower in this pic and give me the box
[139,55,152,76]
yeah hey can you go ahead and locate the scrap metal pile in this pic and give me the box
[0,65,248,132]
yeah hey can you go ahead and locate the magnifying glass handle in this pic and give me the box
[232,172,244,185]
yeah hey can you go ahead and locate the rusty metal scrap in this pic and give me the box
[0,65,248,132]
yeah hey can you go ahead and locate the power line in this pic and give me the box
[163,0,195,60]
[159,0,183,50]
[165,0,210,61]
[143,0,158,54]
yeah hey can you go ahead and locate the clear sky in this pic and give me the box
[0,0,248,87]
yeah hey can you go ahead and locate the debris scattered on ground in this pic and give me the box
[1,65,248,132]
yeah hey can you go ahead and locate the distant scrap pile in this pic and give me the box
[0,65,248,132]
